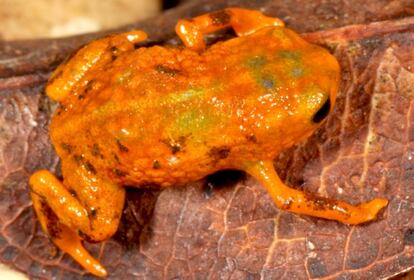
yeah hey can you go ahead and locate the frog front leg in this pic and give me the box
[29,161,125,277]
[47,30,147,102]
[243,160,388,224]
[175,8,284,51]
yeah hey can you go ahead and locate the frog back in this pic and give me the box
[50,26,335,186]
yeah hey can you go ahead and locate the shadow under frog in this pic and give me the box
[115,170,244,249]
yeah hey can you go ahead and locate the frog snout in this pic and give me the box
[312,97,331,124]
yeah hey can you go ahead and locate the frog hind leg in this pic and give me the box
[243,160,388,224]
[47,30,147,102]
[29,165,126,277]
[175,8,284,51]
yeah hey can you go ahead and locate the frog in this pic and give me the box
[29,8,388,277]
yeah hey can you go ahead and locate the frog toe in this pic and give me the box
[54,224,108,277]
[354,198,388,224]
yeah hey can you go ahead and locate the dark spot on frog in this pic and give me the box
[209,10,231,25]
[246,134,257,143]
[56,106,65,116]
[91,143,104,158]
[171,145,181,154]
[89,208,98,219]
[113,153,120,163]
[308,257,328,278]
[162,136,187,154]
[116,139,129,152]
[155,65,180,77]
[85,79,95,91]
[85,161,97,175]
[404,228,414,245]
[152,160,161,169]
[73,154,84,165]
[261,76,275,89]
[78,79,96,100]
[204,170,246,198]
[68,188,78,199]
[40,201,62,239]
[110,46,119,61]
[208,146,231,161]
[114,168,127,177]
[60,142,73,154]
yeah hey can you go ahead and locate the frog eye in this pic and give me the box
[312,98,331,123]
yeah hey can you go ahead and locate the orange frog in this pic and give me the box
[30,8,388,277]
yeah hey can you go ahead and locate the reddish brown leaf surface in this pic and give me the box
[1,0,414,279]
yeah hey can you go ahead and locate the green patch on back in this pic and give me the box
[163,88,206,105]
[164,84,225,137]
[161,83,227,141]
[259,74,276,89]
[245,55,278,91]
[277,50,302,61]
[173,108,216,135]
[276,50,307,79]
[245,55,267,70]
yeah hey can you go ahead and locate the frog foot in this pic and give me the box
[29,166,125,277]
[242,160,388,225]
[351,198,389,224]
[175,8,284,51]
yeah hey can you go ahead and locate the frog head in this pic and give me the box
[249,44,340,155]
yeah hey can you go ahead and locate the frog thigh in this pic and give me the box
[29,164,125,277]
[46,30,147,102]
[242,160,388,224]
[175,8,284,51]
